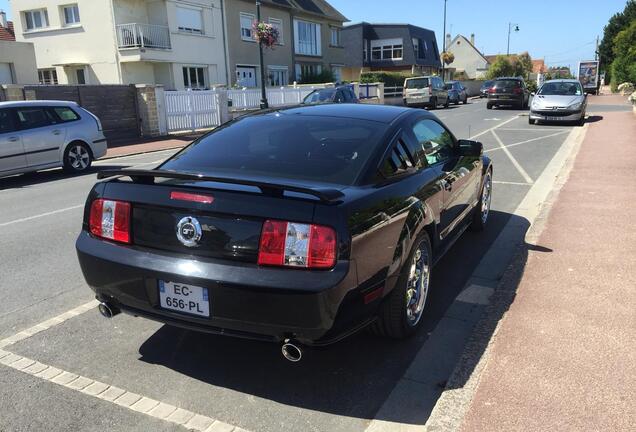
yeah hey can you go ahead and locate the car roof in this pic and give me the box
[494,77,523,81]
[0,100,80,108]
[543,79,580,84]
[256,103,415,124]
[405,76,437,80]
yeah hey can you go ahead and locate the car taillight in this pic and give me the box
[258,220,336,269]
[488,87,496,93]
[89,199,131,244]
[513,87,522,94]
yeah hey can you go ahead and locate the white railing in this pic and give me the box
[384,86,404,97]
[227,86,318,110]
[116,23,171,49]
[164,90,221,133]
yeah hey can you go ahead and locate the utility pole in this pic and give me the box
[441,0,447,79]
[256,1,269,109]
[595,35,599,61]
[506,22,519,56]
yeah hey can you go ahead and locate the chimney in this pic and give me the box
[470,33,475,45]
[445,33,451,51]
[0,10,7,28]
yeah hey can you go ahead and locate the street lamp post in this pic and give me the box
[441,0,447,79]
[256,1,269,109]
[506,22,519,56]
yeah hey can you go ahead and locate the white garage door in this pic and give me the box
[0,63,13,84]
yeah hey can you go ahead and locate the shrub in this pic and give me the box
[360,72,413,87]
[300,69,335,84]
[526,80,538,93]
[618,82,635,95]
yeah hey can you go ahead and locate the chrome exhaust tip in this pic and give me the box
[98,302,119,319]
[281,340,303,362]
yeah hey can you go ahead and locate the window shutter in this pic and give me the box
[316,24,321,55]
[293,19,300,54]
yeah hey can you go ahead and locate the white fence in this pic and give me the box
[164,90,221,133]
[227,86,321,110]
[358,83,380,99]
[384,86,403,98]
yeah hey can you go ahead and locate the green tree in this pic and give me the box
[486,55,515,79]
[512,52,533,79]
[610,20,636,89]
[598,0,636,82]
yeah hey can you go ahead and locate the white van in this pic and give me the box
[403,76,449,109]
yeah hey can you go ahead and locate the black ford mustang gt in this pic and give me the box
[76,104,492,361]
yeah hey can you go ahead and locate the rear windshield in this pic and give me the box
[494,79,521,89]
[538,82,582,96]
[160,113,387,185]
[304,89,335,103]
[405,78,429,89]
[482,80,494,87]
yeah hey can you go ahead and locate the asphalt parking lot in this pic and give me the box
[0,98,584,432]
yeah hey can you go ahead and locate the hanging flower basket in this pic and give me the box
[252,21,279,48]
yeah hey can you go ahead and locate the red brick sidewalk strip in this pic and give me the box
[459,109,636,430]
[103,134,201,159]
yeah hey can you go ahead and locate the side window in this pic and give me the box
[0,109,18,134]
[379,134,418,178]
[52,106,80,122]
[343,89,354,102]
[411,119,455,165]
[15,107,56,130]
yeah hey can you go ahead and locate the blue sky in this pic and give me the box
[0,0,627,68]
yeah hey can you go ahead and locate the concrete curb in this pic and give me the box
[100,145,185,161]
[423,124,587,431]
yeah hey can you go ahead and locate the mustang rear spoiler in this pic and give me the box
[97,169,344,204]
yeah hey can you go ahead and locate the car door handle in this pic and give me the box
[8,136,19,142]
[52,130,62,135]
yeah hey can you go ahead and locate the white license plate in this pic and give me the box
[159,281,210,317]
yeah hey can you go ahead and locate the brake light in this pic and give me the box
[170,191,214,204]
[89,199,131,244]
[513,87,522,94]
[488,87,496,94]
[258,220,336,269]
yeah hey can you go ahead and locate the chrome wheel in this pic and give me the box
[67,145,90,171]
[481,173,492,224]
[405,242,430,326]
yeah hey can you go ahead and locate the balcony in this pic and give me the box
[116,23,171,50]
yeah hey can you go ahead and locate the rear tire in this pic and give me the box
[444,98,450,108]
[63,142,92,173]
[529,117,535,125]
[486,103,493,109]
[371,232,432,339]
[429,97,437,110]
[470,170,492,232]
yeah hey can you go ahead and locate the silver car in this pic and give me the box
[0,100,107,178]
[529,79,587,125]
[403,76,449,109]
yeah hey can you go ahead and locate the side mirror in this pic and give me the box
[458,139,483,157]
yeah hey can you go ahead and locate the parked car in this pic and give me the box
[486,77,531,109]
[302,86,359,105]
[76,104,492,362]
[529,79,587,126]
[403,76,449,109]
[445,81,468,104]
[479,80,495,98]
[0,100,106,178]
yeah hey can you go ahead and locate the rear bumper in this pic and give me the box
[487,95,523,105]
[91,137,108,159]
[404,95,432,106]
[76,231,369,345]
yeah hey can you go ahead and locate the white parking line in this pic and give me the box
[498,128,570,131]
[493,180,533,186]
[484,130,569,154]
[0,301,249,432]
[491,130,534,184]
[0,204,84,228]
[469,115,519,140]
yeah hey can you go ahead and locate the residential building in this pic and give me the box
[445,33,489,79]
[11,0,228,90]
[224,0,347,88]
[532,59,546,74]
[0,10,38,85]
[340,22,441,82]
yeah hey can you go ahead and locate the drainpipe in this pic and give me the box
[108,0,123,83]
[219,0,230,86]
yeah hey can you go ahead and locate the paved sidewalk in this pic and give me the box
[459,102,636,429]
[104,134,200,159]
